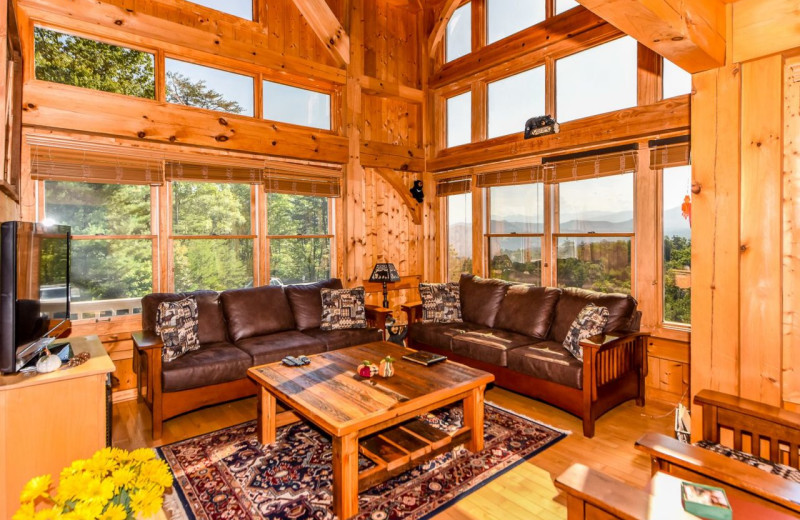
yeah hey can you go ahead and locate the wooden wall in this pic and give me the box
[691,0,800,437]
[1,1,20,222]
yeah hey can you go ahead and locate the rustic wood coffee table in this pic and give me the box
[247,341,494,519]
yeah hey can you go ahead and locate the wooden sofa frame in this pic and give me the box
[635,389,800,515]
[132,305,391,439]
[402,302,648,437]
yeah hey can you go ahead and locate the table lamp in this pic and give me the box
[368,262,401,309]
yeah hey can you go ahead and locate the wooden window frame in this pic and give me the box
[443,88,473,150]
[444,191,474,283]
[261,78,334,132]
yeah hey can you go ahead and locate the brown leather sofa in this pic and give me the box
[404,274,648,437]
[132,278,383,438]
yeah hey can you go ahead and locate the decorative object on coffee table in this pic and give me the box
[357,359,378,378]
[368,262,401,308]
[379,356,394,377]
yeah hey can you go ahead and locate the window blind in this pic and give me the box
[436,176,471,196]
[476,167,544,188]
[542,150,637,182]
[649,136,690,169]
[264,169,341,198]
[166,160,262,184]
[30,142,164,185]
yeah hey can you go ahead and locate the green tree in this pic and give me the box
[664,235,691,323]
[165,71,244,114]
[267,193,331,284]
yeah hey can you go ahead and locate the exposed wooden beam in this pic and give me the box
[374,168,422,225]
[291,0,350,67]
[360,141,425,172]
[732,0,800,63]
[577,0,726,73]
[359,75,424,104]
[428,0,460,55]
[22,81,350,164]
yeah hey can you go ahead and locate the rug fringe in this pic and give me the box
[485,400,572,436]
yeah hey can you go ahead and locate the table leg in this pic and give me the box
[332,432,359,519]
[258,387,277,445]
[463,385,486,452]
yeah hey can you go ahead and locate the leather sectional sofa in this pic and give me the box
[404,274,648,437]
[132,278,383,438]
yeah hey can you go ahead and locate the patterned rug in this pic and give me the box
[158,402,567,520]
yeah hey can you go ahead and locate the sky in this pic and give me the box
[166,58,255,116]
[188,0,252,20]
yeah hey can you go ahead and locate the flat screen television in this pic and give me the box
[1,221,71,374]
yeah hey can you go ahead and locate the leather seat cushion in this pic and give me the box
[507,341,583,389]
[235,331,326,366]
[221,286,296,342]
[408,321,484,351]
[450,329,540,367]
[459,274,510,328]
[302,327,383,351]
[285,278,343,331]
[142,290,228,344]
[550,288,637,343]
[493,285,562,339]
[161,341,251,392]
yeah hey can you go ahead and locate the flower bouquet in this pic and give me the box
[14,447,172,520]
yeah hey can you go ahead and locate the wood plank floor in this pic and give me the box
[113,388,676,519]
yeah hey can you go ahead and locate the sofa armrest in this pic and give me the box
[580,332,648,393]
[695,389,800,433]
[555,463,651,520]
[132,330,164,351]
[635,432,800,514]
[401,301,422,324]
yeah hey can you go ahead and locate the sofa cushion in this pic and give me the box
[419,282,462,323]
[507,341,584,389]
[221,286,296,342]
[450,329,540,367]
[695,441,800,484]
[285,278,343,331]
[302,327,383,351]
[550,288,637,343]
[235,331,326,366]
[562,304,609,362]
[142,290,228,344]
[408,321,484,351]
[320,287,367,330]
[161,341,251,392]
[459,274,509,328]
[493,285,561,339]
[155,297,201,362]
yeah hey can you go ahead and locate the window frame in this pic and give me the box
[658,164,692,332]
[445,191,474,282]
[261,79,333,131]
[444,88,473,149]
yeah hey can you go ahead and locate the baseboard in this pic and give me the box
[112,388,139,403]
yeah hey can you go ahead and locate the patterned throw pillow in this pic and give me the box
[155,297,201,362]
[419,282,462,323]
[320,287,367,330]
[562,303,609,362]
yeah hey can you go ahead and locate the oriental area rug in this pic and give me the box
[158,403,567,520]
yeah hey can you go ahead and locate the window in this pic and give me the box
[447,192,472,282]
[446,91,472,148]
[488,67,545,138]
[166,59,254,116]
[188,0,253,20]
[663,165,691,324]
[43,182,153,318]
[555,0,580,14]
[556,173,634,293]
[663,59,692,99]
[171,182,254,292]
[34,27,155,99]
[556,37,638,122]
[267,194,333,284]
[487,184,544,283]
[262,81,331,130]
[487,0,545,44]
[446,2,471,62]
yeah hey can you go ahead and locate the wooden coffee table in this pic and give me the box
[247,341,495,520]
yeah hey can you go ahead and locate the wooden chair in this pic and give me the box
[634,389,800,516]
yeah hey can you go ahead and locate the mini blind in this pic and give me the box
[166,161,262,184]
[542,147,637,183]
[30,142,164,185]
[476,167,544,188]
[264,169,341,198]
[436,176,471,196]
[649,136,690,169]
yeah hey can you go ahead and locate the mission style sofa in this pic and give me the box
[132,278,384,439]
[404,274,648,437]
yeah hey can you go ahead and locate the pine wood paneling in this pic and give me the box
[784,56,800,407]
[732,0,800,64]
[739,55,783,407]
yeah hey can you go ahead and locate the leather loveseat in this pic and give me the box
[132,278,383,438]
[404,274,648,437]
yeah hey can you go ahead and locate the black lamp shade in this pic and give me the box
[368,263,401,283]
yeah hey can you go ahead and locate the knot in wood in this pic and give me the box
[114,19,123,26]
[215,135,229,142]
[137,131,146,138]
[218,117,228,126]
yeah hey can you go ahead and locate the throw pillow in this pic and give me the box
[155,296,201,363]
[562,303,609,362]
[320,287,367,330]
[419,282,462,323]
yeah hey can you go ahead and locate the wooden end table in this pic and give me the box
[247,341,494,520]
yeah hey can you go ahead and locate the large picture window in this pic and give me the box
[166,59,254,116]
[446,91,472,148]
[446,2,471,63]
[487,0,545,44]
[188,0,253,20]
[486,184,544,283]
[447,192,472,282]
[663,165,691,324]
[488,67,545,139]
[262,81,331,130]
[663,59,692,99]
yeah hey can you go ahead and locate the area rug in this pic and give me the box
[157,402,567,520]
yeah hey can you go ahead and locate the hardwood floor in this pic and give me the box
[113,388,675,519]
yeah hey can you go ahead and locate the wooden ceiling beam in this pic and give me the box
[291,0,350,67]
[428,0,461,55]
[578,0,726,73]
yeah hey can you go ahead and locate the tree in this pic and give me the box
[664,235,691,323]
[165,72,244,114]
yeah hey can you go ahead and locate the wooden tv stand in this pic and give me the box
[0,335,114,518]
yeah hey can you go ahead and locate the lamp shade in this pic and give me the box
[368,263,401,283]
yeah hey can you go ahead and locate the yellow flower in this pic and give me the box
[32,509,58,520]
[130,484,163,518]
[107,447,129,464]
[12,502,35,520]
[129,448,155,463]
[55,473,91,504]
[138,460,172,489]
[111,466,136,490]
[72,500,104,519]
[60,459,86,480]
[19,475,52,503]
[99,503,128,520]
[85,451,117,475]
[83,477,115,506]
